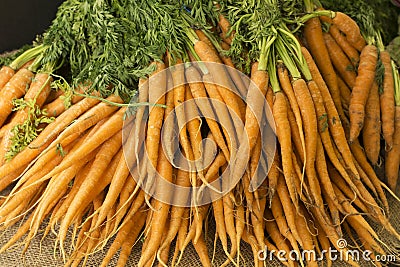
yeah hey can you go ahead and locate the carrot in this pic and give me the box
[0,164,26,192]
[183,88,206,199]
[273,92,297,207]
[186,65,230,160]
[95,151,130,229]
[314,219,333,267]
[138,146,172,267]
[169,208,189,267]
[158,169,191,262]
[116,211,147,267]
[309,206,360,267]
[0,68,34,127]
[328,165,367,213]
[202,73,238,159]
[222,192,237,266]
[263,209,295,267]
[113,182,145,234]
[307,78,360,196]
[302,46,359,178]
[43,87,63,104]
[349,139,388,212]
[134,78,149,167]
[337,74,351,113]
[0,145,68,219]
[160,70,175,162]
[0,73,53,164]
[30,156,91,236]
[243,62,269,153]
[42,92,84,117]
[218,13,235,45]
[349,44,378,142]
[34,107,125,183]
[0,94,101,180]
[276,175,303,247]
[323,32,357,89]
[0,66,15,91]
[58,134,122,254]
[220,41,248,98]
[100,209,147,267]
[380,51,395,150]
[46,160,93,235]
[332,12,366,52]
[194,40,245,125]
[295,207,318,267]
[145,62,166,193]
[267,153,280,206]
[14,117,104,190]
[329,24,360,67]
[230,62,268,195]
[303,17,345,121]
[362,80,381,165]
[193,232,211,267]
[346,214,386,256]
[386,106,400,191]
[42,94,122,150]
[155,230,171,267]
[270,192,302,263]
[293,78,324,210]
[277,64,305,162]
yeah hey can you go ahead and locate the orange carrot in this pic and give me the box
[145,62,166,191]
[293,79,322,209]
[42,93,84,117]
[218,13,235,45]
[243,62,269,153]
[329,24,360,67]
[0,66,15,91]
[194,40,245,125]
[303,17,345,121]
[100,209,147,267]
[193,232,211,267]
[380,51,395,150]
[186,65,230,160]
[138,147,172,267]
[323,32,357,89]
[362,80,381,165]
[0,68,34,127]
[332,12,366,52]
[386,106,400,191]
[58,134,122,252]
[337,74,351,112]
[202,73,238,159]
[277,65,305,161]
[220,41,248,97]
[95,151,130,228]
[302,46,359,178]
[0,73,53,163]
[0,94,101,180]
[349,45,378,142]
[273,92,297,206]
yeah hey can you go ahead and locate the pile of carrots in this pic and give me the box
[0,1,399,267]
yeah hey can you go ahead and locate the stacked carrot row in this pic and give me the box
[0,3,399,267]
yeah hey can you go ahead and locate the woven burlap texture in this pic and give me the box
[0,191,399,267]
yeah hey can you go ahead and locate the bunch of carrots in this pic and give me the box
[0,0,399,267]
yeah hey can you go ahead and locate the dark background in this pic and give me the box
[0,0,64,53]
